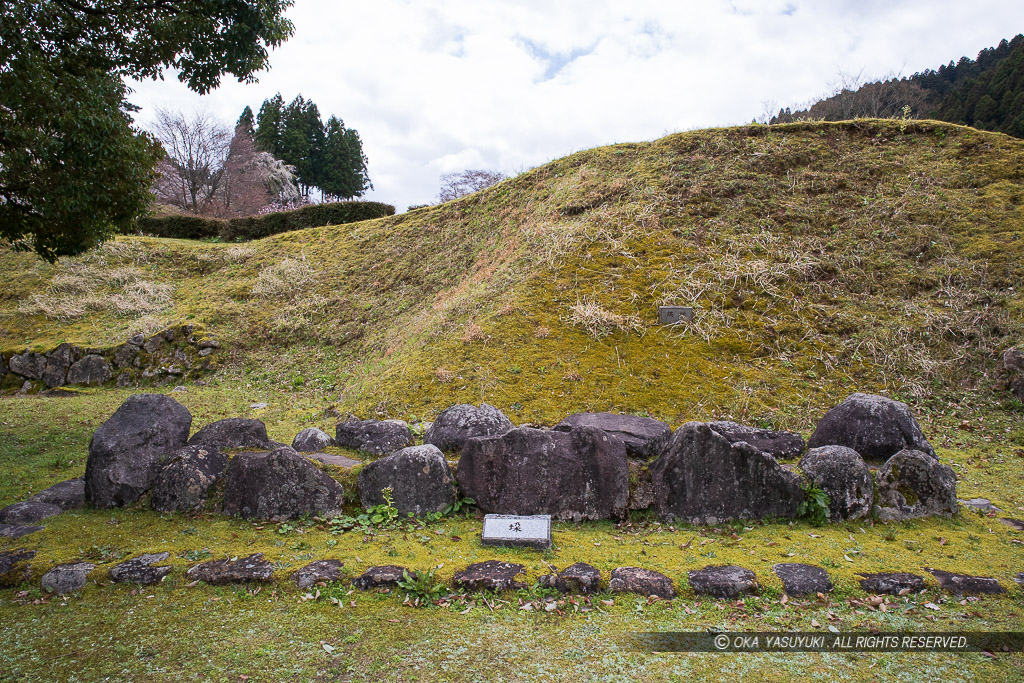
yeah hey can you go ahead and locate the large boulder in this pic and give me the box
[799,446,873,521]
[553,412,671,460]
[41,344,74,387]
[335,418,413,456]
[457,426,628,521]
[67,354,111,386]
[874,449,957,521]
[85,394,192,508]
[222,447,344,521]
[357,445,457,516]
[707,421,805,460]
[424,404,513,454]
[150,445,228,513]
[807,393,935,462]
[9,351,46,379]
[187,418,275,451]
[291,427,335,452]
[649,422,805,524]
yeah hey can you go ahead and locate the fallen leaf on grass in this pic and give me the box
[924,602,940,610]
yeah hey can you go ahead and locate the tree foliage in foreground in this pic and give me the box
[0,1,294,261]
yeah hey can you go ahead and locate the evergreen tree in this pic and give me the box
[320,116,372,199]
[237,106,256,139]
[250,93,371,200]
[255,93,285,156]
[279,95,325,196]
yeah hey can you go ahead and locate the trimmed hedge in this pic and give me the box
[134,215,224,240]
[133,201,395,242]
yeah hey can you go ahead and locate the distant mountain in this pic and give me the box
[772,35,1024,138]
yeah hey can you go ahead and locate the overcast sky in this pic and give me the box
[126,1,1024,212]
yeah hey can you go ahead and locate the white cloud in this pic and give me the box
[126,0,1024,211]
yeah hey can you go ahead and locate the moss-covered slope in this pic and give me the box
[1,119,1022,426]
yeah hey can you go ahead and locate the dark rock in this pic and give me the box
[773,563,833,596]
[539,562,602,594]
[0,501,63,525]
[649,422,805,524]
[0,524,44,538]
[294,560,344,590]
[42,562,95,594]
[627,460,656,510]
[128,333,145,346]
[688,565,758,598]
[1004,348,1024,373]
[109,553,172,585]
[358,445,456,516]
[875,449,957,521]
[351,565,408,590]
[609,567,675,599]
[305,453,361,468]
[187,553,274,584]
[335,418,413,456]
[1011,378,1024,401]
[807,393,935,462]
[291,427,335,452]
[197,338,220,349]
[424,403,514,454]
[707,421,806,460]
[453,561,525,592]
[554,412,671,460]
[999,518,1024,531]
[9,351,46,379]
[0,549,36,586]
[1015,573,1024,589]
[67,354,111,386]
[150,445,228,513]
[29,477,85,510]
[799,446,873,521]
[457,426,628,521]
[143,335,165,354]
[42,344,74,387]
[856,572,924,595]
[927,569,1005,595]
[222,447,345,521]
[113,342,141,369]
[188,418,274,451]
[85,393,192,508]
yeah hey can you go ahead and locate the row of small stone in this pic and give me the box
[2,549,1018,599]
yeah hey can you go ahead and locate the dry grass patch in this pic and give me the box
[17,261,172,321]
[433,367,456,383]
[251,255,317,299]
[461,322,486,343]
[534,325,551,338]
[565,298,642,338]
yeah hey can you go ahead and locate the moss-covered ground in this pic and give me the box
[2,120,1024,680]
